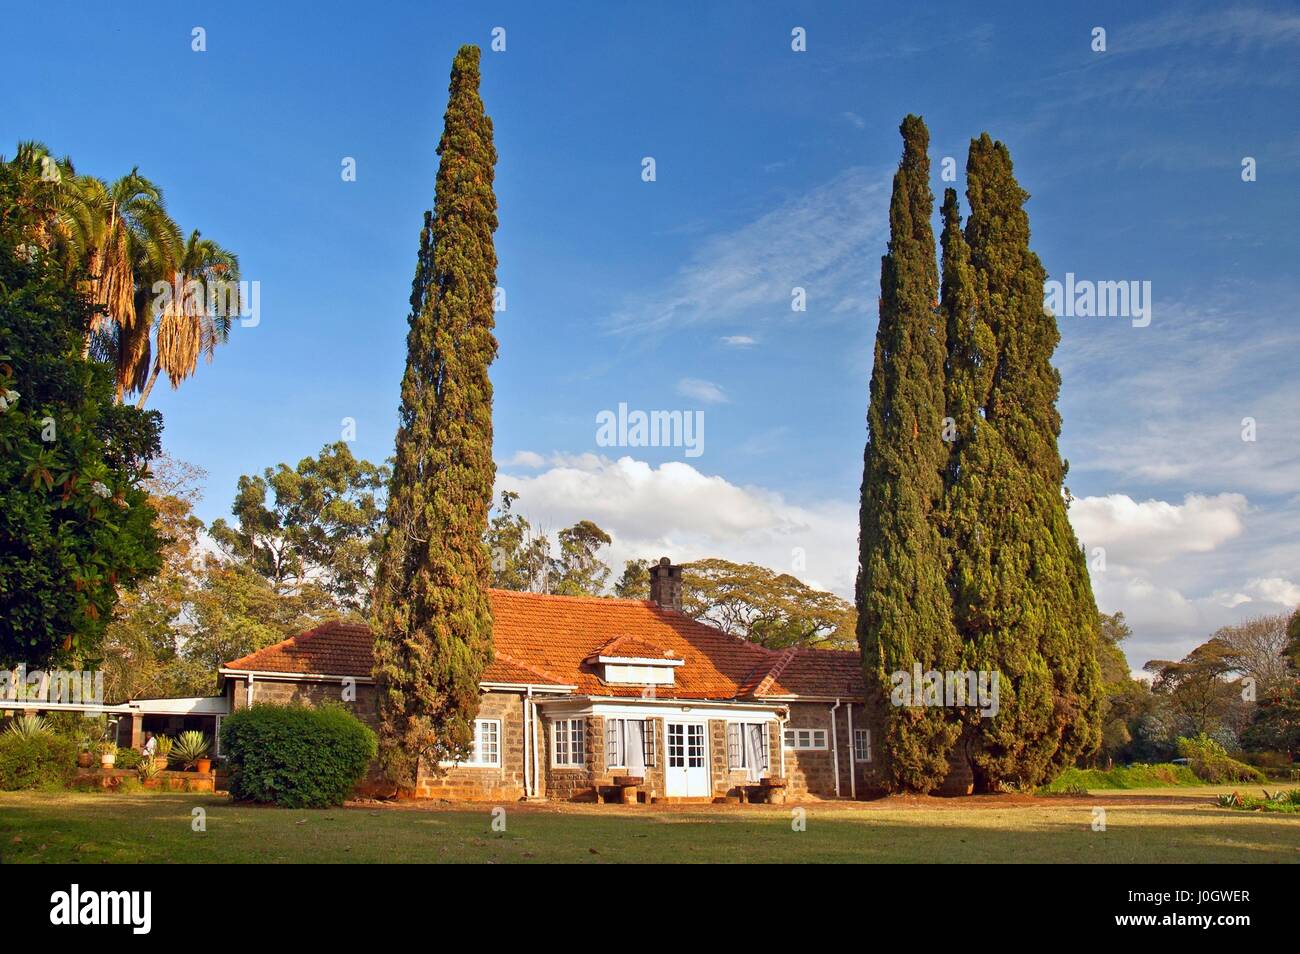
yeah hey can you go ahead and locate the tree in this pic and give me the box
[371,46,499,786]
[1212,613,1292,697]
[682,559,856,650]
[0,160,163,667]
[614,559,651,599]
[485,491,550,592]
[548,520,612,596]
[945,134,1101,790]
[1144,639,1241,738]
[855,115,960,792]
[209,442,388,612]
[1092,611,1154,763]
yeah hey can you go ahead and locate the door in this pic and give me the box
[665,721,709,797]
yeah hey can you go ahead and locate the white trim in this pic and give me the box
[540,696,781,723]
[853,727,872,763]
[594,655,684,668]
[460,718,502,767]
[783,727,829,750]
[480,681,576,693]
[551,717,586,768]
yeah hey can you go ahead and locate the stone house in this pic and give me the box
[219,559,878,802]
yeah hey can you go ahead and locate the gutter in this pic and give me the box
[829,698,842,798]
[846,701,856,799]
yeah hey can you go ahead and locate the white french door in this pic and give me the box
[665,721,709,797]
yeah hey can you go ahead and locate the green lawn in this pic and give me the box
[1,786,1297,863]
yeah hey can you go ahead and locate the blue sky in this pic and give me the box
[4,1,1298,667]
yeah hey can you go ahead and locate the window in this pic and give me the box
[465,719,501,766]
[783,727,828,750]
[552,718,586,767]
[605,718,656,768]
[727,722,770,771]
[853,728,871,763]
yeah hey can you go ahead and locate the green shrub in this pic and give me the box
[1176,734,1264,783]
[1037,763,1200,793]
[220,703,377,808]
[0,732,77,790]
[114,747,144,770]
[1218,788,1300,813]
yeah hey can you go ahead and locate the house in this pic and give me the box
[218,559,879,802]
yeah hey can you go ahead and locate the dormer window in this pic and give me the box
[587,636,684,686]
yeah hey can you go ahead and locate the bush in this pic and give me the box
[220,703,377,808]
[1037,763,1200,793]
[1176,734,1264,783]
[0,732,77,790]
[114,747,144,770]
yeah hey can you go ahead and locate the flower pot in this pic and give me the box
[154,757,169,771]
[195,757,211,774]
[77,751,93,768]
[100,754,116,769]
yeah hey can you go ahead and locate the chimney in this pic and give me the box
[648,557,682,613]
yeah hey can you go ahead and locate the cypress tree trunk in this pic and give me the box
[856,115,961,793]
[947,135,1101,790]
[371,45,499,786]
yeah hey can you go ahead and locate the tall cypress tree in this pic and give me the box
[371,45,499,786]
[856,115,960,793]
[946,135,1101,790]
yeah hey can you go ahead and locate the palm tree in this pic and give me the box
[135,230,240,408]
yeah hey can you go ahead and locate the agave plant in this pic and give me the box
[154,734,173,762]
[173,730,210,769]
[3,714,51,739]
[137,759,163,782]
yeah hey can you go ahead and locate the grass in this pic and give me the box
[1037,763,1200,792]
[1,785,1298,863]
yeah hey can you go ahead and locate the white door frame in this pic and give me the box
[665,720,710,797]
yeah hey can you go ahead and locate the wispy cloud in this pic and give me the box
[608,166,889,334]
[719,335,757,347]
[677,378,729,404]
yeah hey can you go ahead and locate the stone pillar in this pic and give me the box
[130,713,143,750]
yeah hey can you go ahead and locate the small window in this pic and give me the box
[853,728,871,763]
[466,719,501,766]
[605,718,656,768]
[783,727,828,750]
[727,722,770,771]
[553,718,586,767]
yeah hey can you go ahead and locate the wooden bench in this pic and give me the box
[598,775,645,804]
[743,777,787,804]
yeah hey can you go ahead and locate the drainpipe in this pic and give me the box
[829,699,842,798]
[846,702,856,800]
[522,692,531,798]
[778,710,788,777]
[245,674,254,708]
[529,688,540,798]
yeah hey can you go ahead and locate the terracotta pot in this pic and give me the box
[154,757,169,771]
[77,751,93,768]
[195,758,211,774]
[100,754,116,769]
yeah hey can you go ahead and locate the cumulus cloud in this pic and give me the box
[1069,492,1247,565]
[495,454,856,595]
[504,450,546,468]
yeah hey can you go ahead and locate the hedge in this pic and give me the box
[0,732,78,790]
[220,703,377,808]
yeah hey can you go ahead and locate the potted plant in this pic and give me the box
[98,740,118,769]
[77,743,94,769]
[153,734,173,771]
[137,759,163,787]
[174,731,211,773]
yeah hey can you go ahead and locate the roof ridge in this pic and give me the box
[488,588,655,607]
[491,650,568,686]
[223,618,367,670]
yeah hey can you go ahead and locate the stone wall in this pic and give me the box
[781,701,874,799]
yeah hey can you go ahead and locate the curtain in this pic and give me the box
[745,723,766,782]
[624,719,647,776]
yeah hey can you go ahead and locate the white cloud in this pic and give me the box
[676,378,729,404]
[1243,576,1300,607]
[496,454,857,596]
[841,111,865,129]
[720,335,756,347]
[1069,492,1247,565]
[609,166,888,333]
[505,450,545,468]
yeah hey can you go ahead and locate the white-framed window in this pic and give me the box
[853,728,871,763]
[726,722,770,771]
[465,719,501,766]
[605,718,656,768]
[783,727,828,751]
[552,718,586,767]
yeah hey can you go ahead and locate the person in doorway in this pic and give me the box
[142,731,157,759]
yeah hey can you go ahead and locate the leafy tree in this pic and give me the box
[1144,639,1242,738]
[209,441,388,612]
[371,46,499,786]
[485,491,550,592]
[682,559,856,650]
[548,520,612,596]
[1240,691,1300,760]
[1285,607,1300,671]
[1212,613,1293,697]
[614,558,651,599]
[0,161,162,667]
[945,134,1101,790]
[856,115,960,792]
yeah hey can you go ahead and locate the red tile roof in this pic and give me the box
[222,589,863,702]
